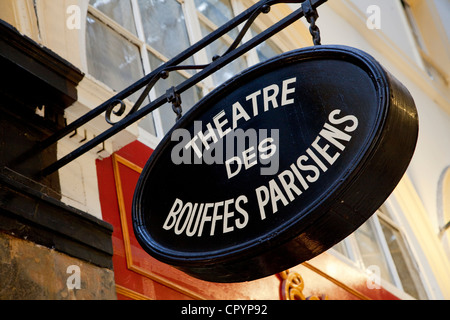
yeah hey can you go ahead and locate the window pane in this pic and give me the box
[195,0,234,27]
[354,219,395,284]
[200,23,247,85]
[138,113,157,136]
[195,0,239,43]
[89,0,137,35]
[254,41,282,62]
[380,219,428,299]
[148,54,202,133]
[138,0,192,61]
[86,14,144,95]
[86,14,156,135]
[250,27,283,62]
[332,240,349,258]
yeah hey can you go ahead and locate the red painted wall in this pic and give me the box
[96,140,400,300]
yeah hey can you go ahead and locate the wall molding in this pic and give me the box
[112,153,207,300]
[326,0,450,115]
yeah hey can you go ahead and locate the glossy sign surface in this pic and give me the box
[133,45,418,282]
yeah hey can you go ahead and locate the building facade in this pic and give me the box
[0,0,449,300]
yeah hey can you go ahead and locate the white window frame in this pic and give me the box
[86,0,290,144]
[87,0,206,140]
[328,197,431,300]
[400,0,449,85]
[130,0,208,138]
[191,0,255,89]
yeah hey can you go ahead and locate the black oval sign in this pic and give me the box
[132,45,418,283]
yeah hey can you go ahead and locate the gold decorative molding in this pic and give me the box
[111,153,207,300]
[115,284,152,300]
[279,269,328,300]
[111,154,372,300]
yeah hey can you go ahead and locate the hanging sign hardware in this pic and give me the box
[303,0,322,45]
[167,86,183,122]
[14,0,420,284]
[132,45,418,283]
[29,0,327,177]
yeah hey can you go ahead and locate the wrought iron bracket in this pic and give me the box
[303,0,322,45]
[34,0,327,177]
[439,221,450,239]
[167,87,183,122]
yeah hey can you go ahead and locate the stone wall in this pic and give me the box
[0,233,116,300]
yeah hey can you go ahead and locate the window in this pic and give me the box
[87,0,203,137]
[400,0,449,85]
[86,13,145,103]
[331,204,428,299]
[438,167,450,260]
[250,25,283,62]
[86,0,284,139]
[194,0,249,85]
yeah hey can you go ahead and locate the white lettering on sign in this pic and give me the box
[183,77,297,159]
[171,78,296,177]
[163,109,359,237]
[163,196,249,237]
[255,110,358,220]
[225,137,277,179]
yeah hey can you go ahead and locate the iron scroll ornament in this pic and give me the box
[132,45,418,283]
[37,0,328,177]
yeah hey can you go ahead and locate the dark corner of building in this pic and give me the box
[0,20,116,300]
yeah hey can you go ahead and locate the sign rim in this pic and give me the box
[132,45,394,268]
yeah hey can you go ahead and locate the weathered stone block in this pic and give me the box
[0,233,116,300]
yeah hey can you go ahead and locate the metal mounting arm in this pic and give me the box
[38,0,327,177]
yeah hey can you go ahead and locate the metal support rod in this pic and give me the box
[439,221,450,239]
[303,0,322,45]
[39,0,327,176]
[38,0,295,151]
